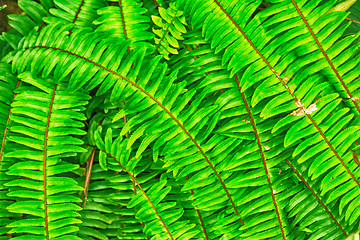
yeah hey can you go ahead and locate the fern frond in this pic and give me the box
[94,0,154,50]
[152,2,187,59]
[271,93,360,222]
[0,63,21,239]
[169,36,292,239]
[76,111,149,240]
[45,0,106,35]
[0,38,14,59]
[283,159,352,239]
[258,0,360,114]
[6,0,53,38]
[4,2,360,237]
[1,0,53,53]
[0,63,20,164]
[164,172,211,239]
[0,32,21,54]
[11,23,136,93]
[3,73,89,239]
[94,128,198,239]
[170,27,360,239]
[78,163,122,240]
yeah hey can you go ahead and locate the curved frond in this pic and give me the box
[283,159,352,239]
[2,1,360,238]
[76,111,149,240]
[170,27,360,238]
[11,26,246,235]
[164,173,210,240]
[170,37,291,239]
[78,162,149,240]
[177,0,360,230]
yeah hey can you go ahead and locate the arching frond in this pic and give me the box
[1,0,53,53]
[76,109,149,240]
[169,34,291,240]
[177,0,360,231]
[282,159,352,239]
[170,27,360,239]
[11,27,246,231]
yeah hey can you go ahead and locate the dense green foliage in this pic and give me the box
[0,0,360,239]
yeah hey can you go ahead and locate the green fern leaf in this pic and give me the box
[94,131,198,239]
[94,0,154,50]
[258,0,360,114]
[153,2,187,59]
[3,73,89,239]
[45,0,106,34]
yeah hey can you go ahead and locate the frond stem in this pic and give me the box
[152,0,160,8]
[235,75,285,239]
[83,147,96,208]
[118,0,129,41]
[285,159,348,236]
[37,4,55,32]
[44,83,57,240]
[68,0,85,36]
[346,17,360,24]
[155,14,177,52]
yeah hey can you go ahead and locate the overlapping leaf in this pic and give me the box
[2,0,53,51]
[177,0,360,234]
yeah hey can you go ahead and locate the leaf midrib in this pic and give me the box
[235,74,285,238]
[43,83,57,240]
